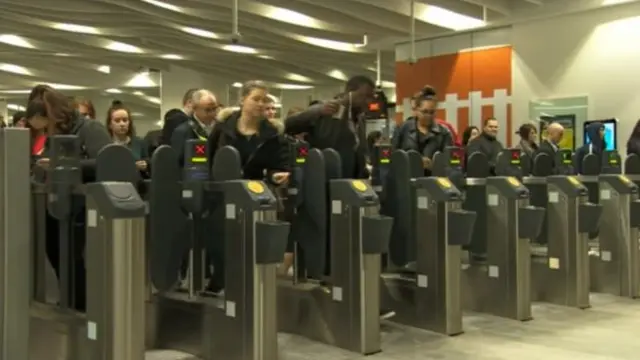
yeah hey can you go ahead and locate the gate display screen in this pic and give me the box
[190,143,207,163]
[561,151,572,164]
[379,147,391,164]
[510,150,521,165]
[608,152,619,165]
[450,149,463,165]
[296,145,308,164]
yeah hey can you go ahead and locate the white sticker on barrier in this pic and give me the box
[548,192,559,204]
[417,196,428,209]
[601,251,612,262]
[225,204,236,219]
[487,194,499,207]
[332,286,343,302]
[332,200,342,215]
[226,301,236,317]
[488,265,499,278]
[87,321,97,340]
[87,210,97,228]
[549,257,560,269]
[417,274,428,288]
[600,189,611,200]
[182,189,193,199]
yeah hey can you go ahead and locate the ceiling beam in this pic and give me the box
[461,0,512,16]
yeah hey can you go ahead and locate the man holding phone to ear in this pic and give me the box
[285,75,375,179]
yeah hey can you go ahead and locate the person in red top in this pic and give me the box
[25,101,48,155]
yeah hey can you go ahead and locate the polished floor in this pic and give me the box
[43,266,640,360]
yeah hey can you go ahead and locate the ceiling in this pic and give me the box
[0,0,631,121]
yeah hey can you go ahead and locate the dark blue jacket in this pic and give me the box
[575,122,605,174]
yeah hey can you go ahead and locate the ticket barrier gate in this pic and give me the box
[380,150,475,336]
[370,144,392,195]
[149,145,288,360]
[285,139,308,281]
[30,137,145,360]
[278,148,392,355]
[625,153,640,188]
[461,150,545,321]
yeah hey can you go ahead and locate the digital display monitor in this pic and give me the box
[296,145,308,164]
[379,147,391,164]
[560,150,572,164]
[190,143,207,163]
[608,151,618,165]
[583,119,617,151]
[450,149,463,166]
[510,150,521,165]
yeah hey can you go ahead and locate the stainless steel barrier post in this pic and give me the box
[85,182,147,360]
[0,128,31,360]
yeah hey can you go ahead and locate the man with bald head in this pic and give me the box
[170,89,220,167]
[536,122,564,164]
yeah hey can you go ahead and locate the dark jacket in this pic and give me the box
[575,122,605,174]
[170,116,210,168]
[161,108,189,145]
[392,117,453,159]
[125,136,150,161]
[207,111,288,183]
[466,132,504,171]
[285,104,368,179]
[534,140,557,166]
[627,137,640,156]
[144,129,162,156]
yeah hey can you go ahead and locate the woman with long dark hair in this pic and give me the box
[104,100,149,172]
[462,126,480,147]
[516,123,539,158]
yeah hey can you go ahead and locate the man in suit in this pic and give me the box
[536,122,564,161]
[161,88,198,145]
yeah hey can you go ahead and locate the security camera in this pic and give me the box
[408,57,417,65]
[230,33,241,44]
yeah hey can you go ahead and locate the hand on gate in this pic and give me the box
[271,172,290,185]
[136,160,148,171]
[422,157,432,169]
[35,157,50,169]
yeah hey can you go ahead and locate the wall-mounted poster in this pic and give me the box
[539,114,576,150]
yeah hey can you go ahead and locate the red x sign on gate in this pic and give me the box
[194,144,206,155]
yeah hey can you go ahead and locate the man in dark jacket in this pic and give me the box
[170,89,218,167]
[161,88,198,145]
[466,117,504,173]
[534,122,564,168]
[575,122,605,174]
[284,75,375,179]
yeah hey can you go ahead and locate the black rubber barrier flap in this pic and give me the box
[255,220,291,264]
[407,150,423,178]
[626,154,640,175]
[323,148,342,180]
[466,152,489,178]
[447,210,476,246]
[149,145,188,292]
[388,150,411,266]
[629,200,640,228]
[296,148,327,278]
[578,202,602,234]
[212,146,242,181]
[532,153,553,177]
[518,205,546,239]
[361,215,393,254]
[96,144,139,183]
[581,153,600,176]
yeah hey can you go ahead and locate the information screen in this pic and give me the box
[450,149,463,166]
[510,150,521,165]
[608,152,619,165]
[190,143,207,163]
[379,147,391,164]
[560,150,572,164]
[584,119,617,151]
[296,145,308,164]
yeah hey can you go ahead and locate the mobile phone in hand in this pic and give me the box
[333,104,345,120]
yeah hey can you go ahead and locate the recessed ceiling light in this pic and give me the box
[0,34,34,49]
[142,0,181,12]
[155,120,164,127]
[105,41,143,53]
[0,89,31,94]
[419,5,485,31]
[145,96,161,105]
[264,7,320,28]
[46,83,86,90]
[161,54,183,60]
[297,36,361,52]
[181,27,218,39]
[222,45,257,54]
[285,73,313,83]
[97,65,111,74]
[380,81,396,88]
[7,104,25,111]
[52,23,100,34]
[133,91,145,96]
[232,82,242,88]
[131,112,145,117]
[126,72,158,87]
[105,88,122,94]
[366,66,376,72]
[54,53,72,57]
[327,69,348,81]
[277,84,314,90]
[0,63,31,75]
[258,55,274,60]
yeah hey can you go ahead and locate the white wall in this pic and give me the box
[512,1,640,150]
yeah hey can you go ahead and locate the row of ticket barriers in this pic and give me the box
[1,125,640,360]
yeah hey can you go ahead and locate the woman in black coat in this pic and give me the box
[626,119,640,156]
